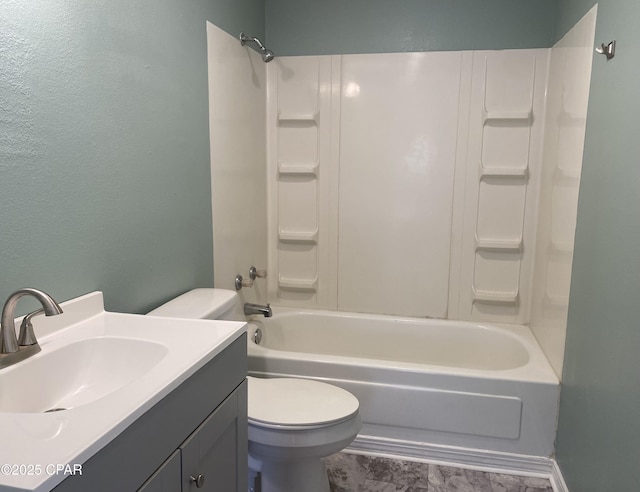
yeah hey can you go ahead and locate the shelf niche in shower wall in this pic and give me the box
[277,112,320,125]
[267,56,335,307]
[278,161,319,177]
[457,50,549,324]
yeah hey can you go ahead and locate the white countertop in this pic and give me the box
[0,292,245,491]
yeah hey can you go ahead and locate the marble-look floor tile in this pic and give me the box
[325,452,554,492]
[325,453,368,491]
[361,479,410,491]
[325,453,430,491]
[488,472,553,492]
[428,465,493,492]
[358,455,430,487]
[359,480,428,491]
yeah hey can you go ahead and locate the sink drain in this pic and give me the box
[44,407,67,413]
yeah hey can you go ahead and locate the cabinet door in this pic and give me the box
[138,450,181,492]
[181,380,248,492]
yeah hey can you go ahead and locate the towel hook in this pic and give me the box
[595,40,616,60]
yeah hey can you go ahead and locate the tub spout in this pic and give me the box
[244,303,272,318]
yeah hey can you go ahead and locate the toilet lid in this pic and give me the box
[247,377,359,428]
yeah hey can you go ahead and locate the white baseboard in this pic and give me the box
[550,460,570,492]
[348,434,568,491]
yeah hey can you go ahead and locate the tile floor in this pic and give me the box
[324,453,554,492]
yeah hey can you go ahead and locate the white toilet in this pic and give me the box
[148,288,361,492]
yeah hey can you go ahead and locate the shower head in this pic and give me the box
[262,49,275,63]
[239,32,275,63]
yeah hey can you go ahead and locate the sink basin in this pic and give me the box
[0,291,245,492]
[0,337,168,413]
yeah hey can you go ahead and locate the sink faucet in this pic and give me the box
[0,288,63,369]
[243,303,272,318]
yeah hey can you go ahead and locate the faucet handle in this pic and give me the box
[18,308,44,346]
[236,268,267,290]
[234,275,254,291]
[248,266,267,280]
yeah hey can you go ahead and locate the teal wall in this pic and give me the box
[0,0,264,314]
[554,2,640,491]
[4,2,638,487]
[265,0,557,55]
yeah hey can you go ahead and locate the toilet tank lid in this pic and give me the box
[147,288,238,319]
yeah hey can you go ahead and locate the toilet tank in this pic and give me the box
[147,288,245,321]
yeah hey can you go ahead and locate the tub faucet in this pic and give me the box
[244,303,272,318]
[0,288,63,369]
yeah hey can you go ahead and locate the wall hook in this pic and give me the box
[595,40,616,60]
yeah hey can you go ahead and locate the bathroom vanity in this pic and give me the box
[55,336,247,492]
[0,292,247,492]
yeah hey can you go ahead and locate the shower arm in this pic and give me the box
[239,32,266,51]
[239,32,275,63]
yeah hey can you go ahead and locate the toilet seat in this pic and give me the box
[247,377,359,430]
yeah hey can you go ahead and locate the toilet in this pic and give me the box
[148,288,361,492]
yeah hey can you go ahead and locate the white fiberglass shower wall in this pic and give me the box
[266,49,548,324]
[530,7,597,377]
[207,22,268,305]
[207,8,596,379]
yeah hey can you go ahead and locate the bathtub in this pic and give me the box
[246,308,559,458]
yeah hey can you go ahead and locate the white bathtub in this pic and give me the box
[246,308,559,458]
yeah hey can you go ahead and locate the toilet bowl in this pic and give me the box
[248,376,360,492]
[148,288,361,492]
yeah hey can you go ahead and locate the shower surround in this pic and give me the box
[206,8,596,472]
[266,49,548,326]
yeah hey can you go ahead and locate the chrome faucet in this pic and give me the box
[0,288,63,369]
[244,303,272,318]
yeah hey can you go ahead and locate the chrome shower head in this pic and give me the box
[239,32,275,63]
[262,49,275,63]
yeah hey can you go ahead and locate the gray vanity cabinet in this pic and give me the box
[139,380,248,492]
[138,451,181,492]
[54,334,248,492]
[179,382,247,491]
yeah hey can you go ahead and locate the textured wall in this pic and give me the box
[265,0,557,56]
[554,2,640,491]
[0,0,264,314]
